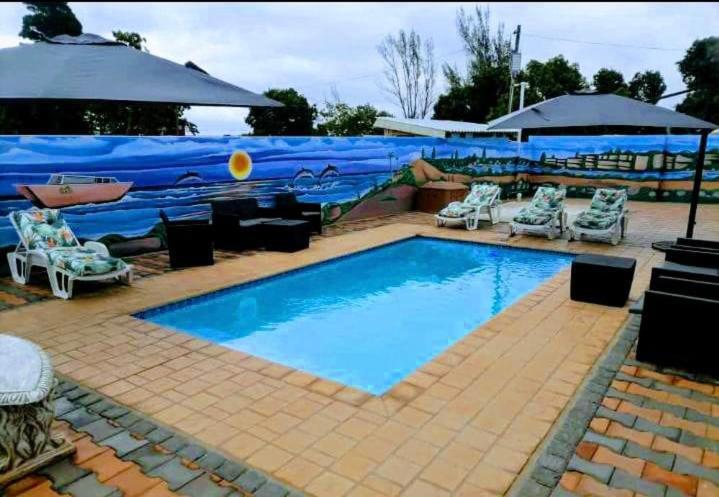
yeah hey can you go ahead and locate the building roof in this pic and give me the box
[374,117,516,137]
[487,92,717,131]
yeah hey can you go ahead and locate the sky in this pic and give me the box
[0,2,717,135]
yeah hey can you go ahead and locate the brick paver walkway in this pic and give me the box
[1,200,718,497]
[554,343,719,497]
[5,376,301,497]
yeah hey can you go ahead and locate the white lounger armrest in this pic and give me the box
[83,241,110,256]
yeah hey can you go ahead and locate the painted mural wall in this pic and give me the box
[0,134,717,251]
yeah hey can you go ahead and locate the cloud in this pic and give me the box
[0,2,716,133]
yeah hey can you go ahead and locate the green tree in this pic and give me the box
[19,2,82,40]
[112,30,146,50]
[433,6,511,122]
[592,68,629,95]
[628,70,666,103]
[317,101,391,136]
[676,37,719,123]
[521,56,587,103]
[84,31,198,135]
[245,88,317,135]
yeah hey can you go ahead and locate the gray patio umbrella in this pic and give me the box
[0,33,282,108]
[487,91,718,238]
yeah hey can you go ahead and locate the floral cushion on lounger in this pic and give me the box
[12,209,79,250]
[574,209,619,230]
[46,247,127,277]
[439,201,473,218]
[464,184,498,206]
[531,186,565,211]
[513,206,555,226]
[589,188,626,213]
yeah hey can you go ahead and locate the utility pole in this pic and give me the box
[507,25,522,114]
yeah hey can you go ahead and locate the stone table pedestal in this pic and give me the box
[0,334,74,487]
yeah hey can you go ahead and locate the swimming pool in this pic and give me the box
[137,237,574,395]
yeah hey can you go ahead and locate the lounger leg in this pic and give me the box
[48,268,73,299]
[466,215,476,231]
[7,253,30,284]
[120,268,133,286]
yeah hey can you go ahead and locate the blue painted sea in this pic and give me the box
[0,134,715,248]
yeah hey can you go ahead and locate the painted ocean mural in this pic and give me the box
[0,135,519,248]
[0,134,717,250]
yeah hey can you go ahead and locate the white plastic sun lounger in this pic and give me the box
[7,209,133,299]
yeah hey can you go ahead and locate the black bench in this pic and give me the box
[211,198,279,251]
[637,289,719,376]
[570,254,636,307]
[261,219,311,253]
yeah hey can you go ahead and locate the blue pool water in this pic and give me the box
[137,237,573,394]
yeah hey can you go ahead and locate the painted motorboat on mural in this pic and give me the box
[15,174,133,208]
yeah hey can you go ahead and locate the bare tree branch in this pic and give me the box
[456,5,511,77]
[377,29,436,118]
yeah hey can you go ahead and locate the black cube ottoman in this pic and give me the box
[262,219,311,252]
[570,254,636,307]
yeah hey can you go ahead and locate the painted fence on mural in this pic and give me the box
[0,134,717,250]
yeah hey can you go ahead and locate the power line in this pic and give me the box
[300,32,685,95]
[300,47,466,91]
[523,33,684,51]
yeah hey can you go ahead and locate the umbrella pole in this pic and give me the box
[685,129,709,238]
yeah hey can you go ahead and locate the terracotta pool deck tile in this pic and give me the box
[482,445,530,473]
[180,410,227,433]
[332,392,372,410]
[410,393,448,415]
[335,416,380,440]
[305,471,355,497]
[219,431,266,459]
[313,432,358,459]
[5,206,710,496]
[466,463,515,494]
[352,436,397,464]
[331,452,378,482]
[283,397,325,419]
[275,456,325,489]
[246,424,282,443]
[419,458,470,491]
[246,445,294,473]
[374,456,423,487]
[275,429,320,454]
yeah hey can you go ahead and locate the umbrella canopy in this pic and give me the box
[487,91,717,238]
[487,92,716,131]
[0,33,281,108]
